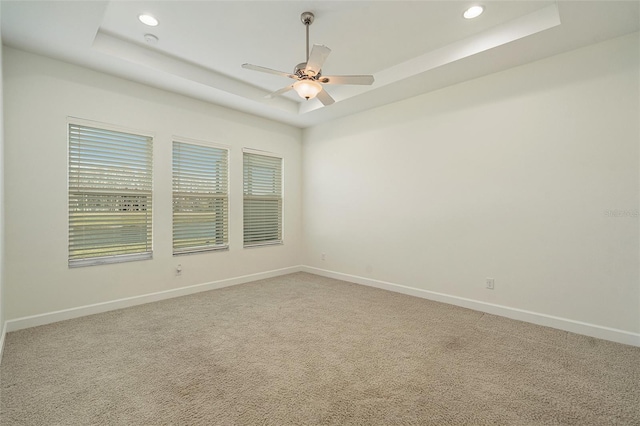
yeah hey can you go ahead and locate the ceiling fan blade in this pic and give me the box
[305,44,331,77]
[319,75,375,85]
[316,88,335,106]
[242,63,296,79]
[265,84,295,99]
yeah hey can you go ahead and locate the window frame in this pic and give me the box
[67,117,154,268]
[242,148,284,248]
[172,137,230,256]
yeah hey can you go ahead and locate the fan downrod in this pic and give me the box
[300,12,315,64]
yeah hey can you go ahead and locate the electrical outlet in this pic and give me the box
[486,278,495,290]
[176,264,182,276]
[321,253,326,261]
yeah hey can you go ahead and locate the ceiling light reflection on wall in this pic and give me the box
[463,6,484,19]
[293,80,322,100]
[138,14,159,26]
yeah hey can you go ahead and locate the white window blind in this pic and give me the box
[243,151,283,247]
[68,123,153,267]
[173,141,229,254]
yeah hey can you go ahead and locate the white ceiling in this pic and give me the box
[1,1,638,128]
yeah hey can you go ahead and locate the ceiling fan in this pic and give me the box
[242,11,374,106]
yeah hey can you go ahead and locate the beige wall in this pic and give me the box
[0,6,5,340]
[303,33,640,334]
[3,47,303,319]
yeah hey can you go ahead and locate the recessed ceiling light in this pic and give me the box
[463,5,484,19]
[138,14,159,27]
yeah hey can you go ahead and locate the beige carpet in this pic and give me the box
[1,272,639,425]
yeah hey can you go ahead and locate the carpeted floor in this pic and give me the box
[1,272,639,425]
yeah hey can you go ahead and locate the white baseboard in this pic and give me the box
[3,265,638,351]
[301,266,640,347]
[5,266,302,334]
[0,321,7,364]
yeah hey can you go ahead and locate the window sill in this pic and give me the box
[243,241,283,249]
[69,252,152,268]
[173,246,229,256]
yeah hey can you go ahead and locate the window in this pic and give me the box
[243,149,283,247]
[68,122,153,267]
[172,141,229,254]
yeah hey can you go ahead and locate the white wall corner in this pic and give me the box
[301,266,640,348]
[0,2,6,365]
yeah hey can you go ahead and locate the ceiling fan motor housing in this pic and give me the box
[294,62,321,79]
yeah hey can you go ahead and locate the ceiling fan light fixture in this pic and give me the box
[242,10,373,107]
[293,80,322,100]
[463,5,484,19]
